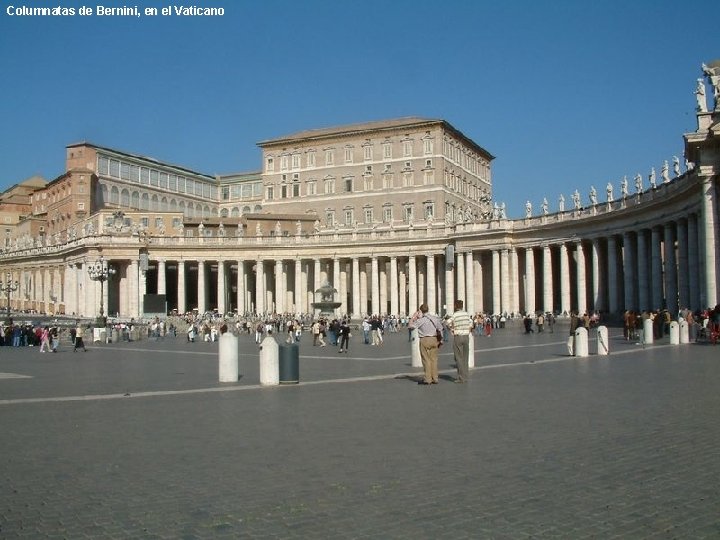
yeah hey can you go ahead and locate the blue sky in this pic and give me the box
[0,0,717,218]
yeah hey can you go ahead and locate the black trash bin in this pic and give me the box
[278,343,300,384]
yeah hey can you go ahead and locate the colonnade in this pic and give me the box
[3,207,715,320]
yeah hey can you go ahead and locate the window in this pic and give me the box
[77,202,85,210]
[423,138,433,155]
[267,186,274,200]
[423,171,434,185]
[266,157,274,172]
[98,156,109,175]
[424,203,434,220]
[364,208,373,224]
[425,159,432,168]
[403,172,413,187]
[159,173,168,189]
[307,180,316,196]
[344,209,353,225]
[281,185,288,198]
[365,165,372,173]
[326,211,335,227]
[344,177,353,192]
[169,175,177,191]
[307,151,316,168]
[383,207,393,223]
[325,149,334,166]
[403,205,414,223]
[382,142,392,159]
[344,146,353,163]
[382,173,394,189]
[140,217,149,228]
[109,160,120,177]
[324,177,335,194]
[363,144,373,161]
[155,217,164,228]
[292,180,300,197]
[149,170,158,186]
[140,167,149,184]
[280,155,289,170]
[222,186,230,200]
[403,140,413,157]
[173,217,183,228]
[291,154,300,169]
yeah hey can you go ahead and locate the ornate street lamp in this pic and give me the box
[87,256,116,326]
[0,272,19,316]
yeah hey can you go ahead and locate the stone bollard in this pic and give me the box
[669,321,680,345]
[596,326,609,355]
[643,318,654,345]
[468,333,475,368]
[218,333,239,382]
[679,320,689,344]
[259,335,279,386]
[410,328,421,368]
[574,327,589,357]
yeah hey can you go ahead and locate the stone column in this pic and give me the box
[576,241,587,315]
[444,255,454,316]
[65,264,75,316]
[274,259,283,314]
[294,259,303,314]
[591,239,601,312]
[379,260,388,315]
[197,261,206,314]
[623,232,635,312]
[398,261,407,316]
[688,214,700,311]
[456,252,466,305]
[426,253,436,314]
[217,260,226,315]
[677,218,689,311]
[559,243,570,315]
[237,260,246,315]
[525,247,535,315]
[352,257,360,317]
[492,250,500,314]
[157,259,166,295]
[465,251,475,315]
[664,223,678,314]
[390,256,398,316]
[408,255,417,314]
[256,259,265,314]
[607,236,618,314]
[651,226,663,310]
[636,230,649,311]
[138,261,147,318]
[543,245,553,314]
[370,256,379,315]
[474,254,483,314]
[700,177,718,307]
[510,248,519,315]
[128,259,139,318]
[177,260,186,314]
[333,258,341,316]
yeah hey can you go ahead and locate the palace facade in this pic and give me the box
[1,86,718,320]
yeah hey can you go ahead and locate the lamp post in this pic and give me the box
[87,256,116,326]
[0,272,19,317]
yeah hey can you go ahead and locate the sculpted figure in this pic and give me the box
[661,160,670,183]
[499,202,506,219]
[275,221,281,236]
[649,167,657,189]
[256,223,262,236]
[541,197,549,215]
[634,173,643,194]
[313,219,320,232]
[702,63,720,109]
[695,78,708,112]
[492,203,500,219]
[589,186,597,206]
[525,200,532,218]
[558,194,565,212]
[295,220,302,235]
[572,190,581,210]
[621,176,629,198]
[673,156,681,177]
[606,182,614,202]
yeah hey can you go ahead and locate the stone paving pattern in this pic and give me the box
[1,321,719,538]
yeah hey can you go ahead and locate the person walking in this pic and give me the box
[39,326,51,353]
[409,304,444,385]
[73,323,87,352]
[447,300,473,383]
[338,319,351,353]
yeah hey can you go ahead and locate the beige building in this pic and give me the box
[0,71,718,320]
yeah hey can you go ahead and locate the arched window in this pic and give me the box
[109,185,119,205]
[120,189,130,207]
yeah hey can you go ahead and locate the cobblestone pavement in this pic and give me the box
[1,321,719,538]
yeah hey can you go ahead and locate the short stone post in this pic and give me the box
[468,333,475,368]
[669,321,680,345]
[643,318,654,345]
[259,335,279,386]
[410,328,421,368]
[218,332,239,382]
[596,325,609,355]
[574,327,589,357]
[679,319,689,344]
